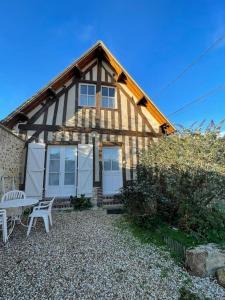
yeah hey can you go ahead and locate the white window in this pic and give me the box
[79,84,96,107]
[101,86,116,108]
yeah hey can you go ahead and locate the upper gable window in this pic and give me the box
[101,86,116,108]
[79,84,96,107]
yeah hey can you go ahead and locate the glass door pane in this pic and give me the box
[64,147,76,185]
[103,147,120,171]
[48,148,60,186]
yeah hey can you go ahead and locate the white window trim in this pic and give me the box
[101,85,117,109]
[79,83,96,107]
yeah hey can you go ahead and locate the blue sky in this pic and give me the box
[0,0,225,129]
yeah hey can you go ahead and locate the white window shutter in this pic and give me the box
[25,143,45,200]
[77,144,93,197]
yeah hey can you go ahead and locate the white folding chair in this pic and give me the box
[0,210,8,243]
[1,190,26,222]
[27,197,55,236]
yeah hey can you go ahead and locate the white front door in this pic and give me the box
[45,146,77,197]
[102,147,123,195]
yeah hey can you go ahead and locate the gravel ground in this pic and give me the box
[0,210,225,300]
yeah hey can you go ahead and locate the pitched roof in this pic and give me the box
[2,41,175,133]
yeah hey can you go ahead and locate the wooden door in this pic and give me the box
[25,143,45,200]
[77,144,93,198]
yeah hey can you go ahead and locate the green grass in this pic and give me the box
[117,216,198,247]
[115,216,199,263]
[157,222,199,248]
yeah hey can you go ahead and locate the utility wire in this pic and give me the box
[167,82,225,117]
[154,32,225,98]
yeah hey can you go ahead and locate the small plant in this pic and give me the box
[179,287,200,300]
[160,267,170,279]
[70,194,92,210]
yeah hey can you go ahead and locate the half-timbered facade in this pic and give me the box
[2,41,175,204]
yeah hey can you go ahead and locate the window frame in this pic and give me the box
[79,83,96,107]
[101,85,117,109]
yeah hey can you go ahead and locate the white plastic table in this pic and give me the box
[0,198,39,235]
[0,198,39,209]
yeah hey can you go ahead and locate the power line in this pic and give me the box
[167,82,225,117]
[154,32,225,98]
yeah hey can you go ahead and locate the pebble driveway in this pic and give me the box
[0,210,224,299]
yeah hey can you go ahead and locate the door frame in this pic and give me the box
[102,145,123,196]
[44,144,94,198]
[45,145,77,198]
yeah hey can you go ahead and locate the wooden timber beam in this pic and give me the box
[116,71,127,84]
[137,96,148,107]
[27,96,55,125]
[48,87,57,97]
[73,65,82,78]
[95,46,105,60]
[13,112,29,124]
[18,124,161,138]
[160,123,171,135]
[25,128,43,144]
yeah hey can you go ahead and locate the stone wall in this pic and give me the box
[0,124,25,197]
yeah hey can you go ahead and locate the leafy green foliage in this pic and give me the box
[179,287,201,300]
[122,129,225,243]
[120,183,157,218]
[70,194,92,210]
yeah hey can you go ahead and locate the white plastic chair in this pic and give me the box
[1,190,26,201]
[1,190,26,221]
[27,197,55,236]
[0,210,8,243]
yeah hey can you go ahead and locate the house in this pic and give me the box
[2,41,175,205]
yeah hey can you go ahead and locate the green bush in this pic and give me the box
[121,183,156,215]
[122,128,225,243]
[179,287,201,300]
[70,194,92,210]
